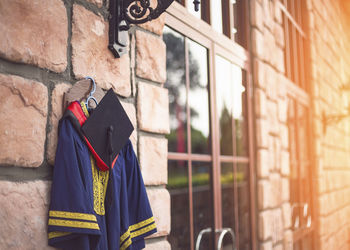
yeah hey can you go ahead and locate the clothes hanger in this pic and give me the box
[85,76,98,110]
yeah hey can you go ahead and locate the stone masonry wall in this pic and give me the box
[308,0,350,249]
[251,0,350,249]
[250,0,292,249]
[0,0,170,249]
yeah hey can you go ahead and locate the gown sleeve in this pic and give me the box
[119,141,157,250]
[48,118,101,249]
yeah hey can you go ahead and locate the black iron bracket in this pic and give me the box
[322,107,350,133]
[108,0,200,58]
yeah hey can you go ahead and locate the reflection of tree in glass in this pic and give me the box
[219,106,233,155]
[235,118,246,156]
[164,32,209,153]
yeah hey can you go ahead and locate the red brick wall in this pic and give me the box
[251,0,350,249]
[309,0,350,249]
[0,0,170,249]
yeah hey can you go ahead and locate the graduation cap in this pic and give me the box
[81,88,134,171]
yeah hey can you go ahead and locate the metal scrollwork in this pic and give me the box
[124,0,173,24]
[109,0,200,58]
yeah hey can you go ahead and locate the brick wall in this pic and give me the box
[0,0,170,249]
[251,0,350,249]
[308,0,350,249]
[250,0,292,249]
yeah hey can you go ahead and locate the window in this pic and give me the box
[280,0,308,90]
[164,1,255,249]
[175,0,248,48]
[288,100,313,249]
[279,0,314,248]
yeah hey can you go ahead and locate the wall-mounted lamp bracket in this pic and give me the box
[322,107,350,133]
[108,0,200,57]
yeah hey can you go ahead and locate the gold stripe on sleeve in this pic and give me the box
[49,210,97,222]
[48,219,100,230]
[130,223,156,238]
[120,237,132,250]
[48,231,72,239]
[120,228,131,243]
[129,217,155,232]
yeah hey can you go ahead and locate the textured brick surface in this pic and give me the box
[72,4,131,97]
[256,119,269,148]
[136,31,166,83]
[146,188,171,237]
[139,135,167,185]
[0,0,67,72]
[280,151,290,176]
[47,83,71,165]
[120,101,137,151]
[270,173,282,207]
[87,0,103,7]
[138,0,165,35]
[255,88,267,119]
[260,241,273,250]
[271,208,284,243]
[257,149,270,178]
[0,74,47,167]
[282,203,292,229]
[139,14,165,36]
[137,82,169,134]
[259,210,272,240]
[0,181,51,249]
[250,0,263,30]
[252,29,264,59]
[283,230,293,250]
[145,239,171,250]
[258,180,271,210]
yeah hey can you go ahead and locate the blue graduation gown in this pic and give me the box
[47,107,156,250]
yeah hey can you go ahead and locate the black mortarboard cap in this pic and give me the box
[81,88,134,171]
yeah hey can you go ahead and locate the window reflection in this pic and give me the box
[188,39,210,154]
[216,55,248,156]
[237,163,251,250]
[164,27,211,155]
[168,160,190,250]
[210,0,223,33]
[221,162,235,234]
[233,67,248,157]
[164,27,187,153]
[216,56,234,156]
[192,162,213,250]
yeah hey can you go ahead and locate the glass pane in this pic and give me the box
[221,162,235,247]
[164,27,187,153]
[301,234,313,249]
[288,99,298,204]
[237,163,251,250]
[210,0,223,33]
[216,55,233,156]
[297,104,309,167]
[167,160,190,250]
[233,66,248,156]
[186,0,201,18]
[193,162,213,250]
[188,39,210,154]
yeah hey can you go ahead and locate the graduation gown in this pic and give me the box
[47,102,156,250]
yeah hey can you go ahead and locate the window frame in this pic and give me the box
[165,1,257,249]
[278,0,316,248]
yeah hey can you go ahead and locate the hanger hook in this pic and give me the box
[85,76,96,96]
[85,76,97,109]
